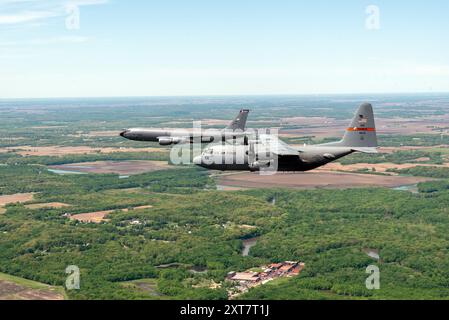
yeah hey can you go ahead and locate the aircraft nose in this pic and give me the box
[193,156,202,165]
[120,130,128,138]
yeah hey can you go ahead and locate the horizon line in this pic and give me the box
[1,91,449,101]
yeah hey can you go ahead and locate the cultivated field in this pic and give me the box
[70,210,115,223]
[70,205,153,223]
[1,146,163,156]
[25,202,71,210]
[379,146,449,154]
[218,171,431,190]
[0,193,35,213]
[0,273,65,300]
[319,162,449,174]
[49,160,173,175]
[86,130,122,137]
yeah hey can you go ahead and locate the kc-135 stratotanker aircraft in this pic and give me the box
[120,109,250,145]
[120,103,378,172]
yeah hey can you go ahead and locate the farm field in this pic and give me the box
[70,205,154,223]
[0,273,65,300]
[49,160,173,175]
[0,193,35,212]
[217,171,432,190]
[0,145,163,156]
[25,202,71,210]
[319,162,449,174]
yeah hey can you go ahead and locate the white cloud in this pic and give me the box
[0,0,108,25]
[0,10,57,24]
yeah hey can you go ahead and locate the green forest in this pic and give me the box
[1,162,449,299]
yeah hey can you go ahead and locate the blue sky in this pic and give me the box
[1,0,448,98]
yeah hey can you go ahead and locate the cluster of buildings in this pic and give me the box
[226,261,305,298]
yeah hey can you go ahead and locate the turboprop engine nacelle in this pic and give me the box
[248,160,272,170]
[158,137,188,146]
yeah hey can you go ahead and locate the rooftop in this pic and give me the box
[231,272,260,282]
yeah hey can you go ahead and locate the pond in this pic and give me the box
[48,169,86,175]
[392,184,419,194]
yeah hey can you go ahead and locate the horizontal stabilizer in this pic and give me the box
[351,147,379,154]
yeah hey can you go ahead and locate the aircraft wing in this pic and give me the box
[256,134,300,156]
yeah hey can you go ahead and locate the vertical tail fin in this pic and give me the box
[226,109,249,131]
[337,103,378,152]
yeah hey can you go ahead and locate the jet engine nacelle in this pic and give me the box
[158,137,188,146]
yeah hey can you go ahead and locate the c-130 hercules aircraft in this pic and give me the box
[121,103,378,172]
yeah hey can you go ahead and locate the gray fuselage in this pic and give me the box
[120,128,247,145]
[193,145,354,172]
